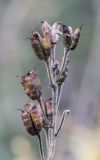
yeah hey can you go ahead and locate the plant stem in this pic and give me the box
[38,97,50,125]
[45,60,56,92]
[37,134,45,160]
[55,109,70,137]
[60,47,70,73]
[51,45,56,64]
[45,53,57,160]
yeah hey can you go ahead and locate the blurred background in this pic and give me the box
[0,0,100,159]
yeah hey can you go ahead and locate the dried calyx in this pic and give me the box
[21,103,43,136]
[62,24,83,50]
[44,98,53,125]
[21,98,53,135]
[21,70,42,100]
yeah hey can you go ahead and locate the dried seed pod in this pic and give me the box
[21,70,42,100]
[41,34,52,60]
[21,103,43,136]
[41,20,62,45]
[70,24,83,50]
[51,22,62,44]
[41,21,52,60]
[62,24,73,49]
[44,98,53,124]
[41,20,51,36]
[30,104,43,132]
[30,29,44,60]
[21,103,45,160]
[21,103,36,136]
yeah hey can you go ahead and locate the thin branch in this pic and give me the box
[60,47,70,73]
[38,97,51,125]
[45,60,56,92]
[45,49,57,160]
[55,48,70,115]
[55,84,62,114]
[37,134,45,160]
[51,45,56,64]
[55,109,70,137]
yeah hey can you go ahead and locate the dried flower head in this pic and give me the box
[41,20,51,36]
[41,20,62,45]
[21,103,43,136]
[41,33,52,60]
[30,29,44,60]
[62,24,73,49]
[51,22,62,44]
[28,21,62,62]
[21,70,42,100]
[30,105,43,132]
[62,23,82,50]
[70,24,83,50]
[44,98,53,124]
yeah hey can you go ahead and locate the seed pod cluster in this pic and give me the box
[21,103,43,136]
[21,70,42,100]
[21,98,53,136]
[29,21,63,61]
[62,24,82,50]
[31,26,51,61]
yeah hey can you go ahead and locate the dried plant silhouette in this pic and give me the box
[19,20,82,160]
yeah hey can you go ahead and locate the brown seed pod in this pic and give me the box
[21,70,42,100]
[21,103,43,136]
[21,103,45,160]
[30,29,44,60]
[62,24,73,49]
[44,98,53,125]
[41,34,51,60]
[70,24,83,50]
[21,103,36,136]
[30,104,43,132]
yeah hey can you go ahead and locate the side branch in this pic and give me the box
[55,109,70,137]
[45,60,56,92]
[60,47,70,73]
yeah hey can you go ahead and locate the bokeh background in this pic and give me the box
[0,0,100,159]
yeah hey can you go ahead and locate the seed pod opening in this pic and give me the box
[21,70,42,100]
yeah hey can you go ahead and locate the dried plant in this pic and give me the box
[19,20,82,160]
